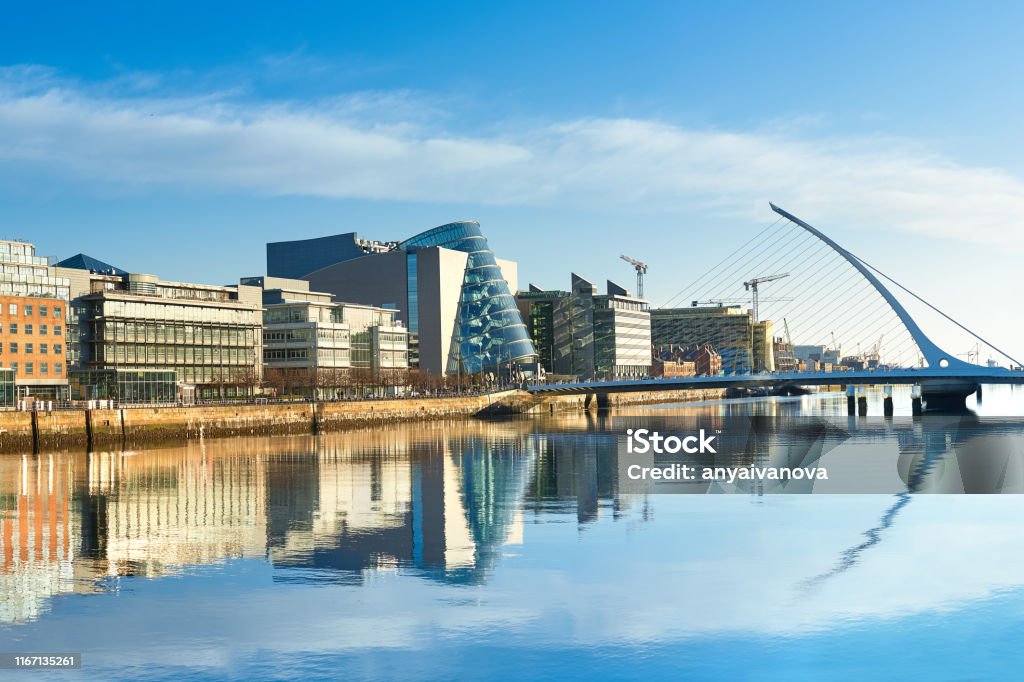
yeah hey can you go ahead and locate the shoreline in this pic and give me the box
[0,388,725,453]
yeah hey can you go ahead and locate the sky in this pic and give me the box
[1,1,1023,360]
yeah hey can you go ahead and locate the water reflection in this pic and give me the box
[3,388,1024,632]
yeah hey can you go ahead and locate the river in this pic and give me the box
[2,386,1024,679]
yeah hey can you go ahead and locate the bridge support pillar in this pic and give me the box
[596,393,611,410]
[977,384,983,404]
[883,386,894,417]
[857,396,868,416]
[846,386,856,416]
[921,379,979,413]
[583,393,594,410]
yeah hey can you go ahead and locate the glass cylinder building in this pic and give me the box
[399,222,537,374]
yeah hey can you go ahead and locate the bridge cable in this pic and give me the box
[852,253,1024,367]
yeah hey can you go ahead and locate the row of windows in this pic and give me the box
[1,361,64,376]
[0,342,63,355]
[4,323,62,335]
[6,303,63,317]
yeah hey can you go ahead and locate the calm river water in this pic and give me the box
[3,386,1024,680]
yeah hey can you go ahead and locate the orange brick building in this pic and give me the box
[0,295,68,396]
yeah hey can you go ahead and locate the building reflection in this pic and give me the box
[0,421,542,624]
[8,408,1023,625]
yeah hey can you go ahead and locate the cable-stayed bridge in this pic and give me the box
[528,204,1024,410]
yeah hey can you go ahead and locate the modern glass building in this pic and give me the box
[286,222,537,377]
[68,369,177,403]
[398,222,536,375]
[72,274,264,399]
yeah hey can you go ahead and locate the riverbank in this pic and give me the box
[0,387,724,453]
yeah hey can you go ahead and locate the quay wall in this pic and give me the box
[0,388,725,453]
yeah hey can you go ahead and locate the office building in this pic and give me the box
[0,295,68,397]
[267,222,536,377]
[0,240,75,398]
[59,262,264,401]
[652,305,759,374]
[247,277,409,398]
[751,319,775,373]
[550,274,651,380]
[515,285,569,374]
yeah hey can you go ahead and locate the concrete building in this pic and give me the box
[551,274,651,381]
[751,319,775,373]
[245,276,409,397]
[267,222,536,378]
[57,260,264,401]
[652,305,763,375]
[515,285,569,374]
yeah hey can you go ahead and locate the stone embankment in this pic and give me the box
[0,387,724,453]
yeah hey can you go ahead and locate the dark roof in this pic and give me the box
[56,253,127,276]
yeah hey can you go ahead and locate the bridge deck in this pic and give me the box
[528,367,1024,396]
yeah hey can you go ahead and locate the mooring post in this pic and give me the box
[883,385,894,417]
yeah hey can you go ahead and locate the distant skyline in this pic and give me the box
[2,1,1023,360]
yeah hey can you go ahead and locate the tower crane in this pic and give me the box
[620,255,648,298]
[742,273,789,322]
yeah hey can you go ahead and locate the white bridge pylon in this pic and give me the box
[769,203,976,371]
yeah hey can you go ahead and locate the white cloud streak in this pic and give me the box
[1,67,1023,245]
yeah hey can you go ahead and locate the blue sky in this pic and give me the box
[2,1,1023,359]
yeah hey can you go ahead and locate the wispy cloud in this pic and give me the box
[1,66,1022,245]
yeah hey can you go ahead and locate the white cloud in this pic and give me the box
[1,67,1023,245]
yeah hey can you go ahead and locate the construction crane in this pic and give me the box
[742,272,789,322]
[690,296,794,308]
[620,255,648,298]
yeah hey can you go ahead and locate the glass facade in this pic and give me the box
[399,222,536,374]
[0,367,14,407]
[69,369,177,403]
[75,293,262,397]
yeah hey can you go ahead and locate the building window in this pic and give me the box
[55,362,63,375]
[40,305,48,317]
[54,306,62,318]
[23,305,32,316]
[40,362,48,376]
[54,325,62,336]
[8,324,15,334]
[40,324,47,335]
[9,342,17,353]
[11,362,17,375]
[54,343,62,354]
[7,304,14,315]
[25,362,33,375]
[24,324,32,335]
[25,343,32,354]
[41,343,48,354]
